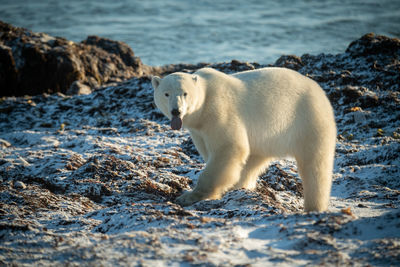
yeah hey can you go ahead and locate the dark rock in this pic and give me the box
[360,94,380,108]
[66,81,92,95]
[82,35,142,69]
[342,86,363,100]
[14,181,26,190]
[0,44,18,96]
[346,33,400,58]
[0,21,150,96]
[274,55,304,71]
[229,59,257,71]
[0,138,11,148]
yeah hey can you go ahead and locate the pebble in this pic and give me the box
[66,81,92,95]
[0,138,11,148]
[353,111,367,124]
[18,156,31,167]
[14,181,26,189]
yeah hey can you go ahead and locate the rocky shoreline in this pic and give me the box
[0,22,400,266]
[0,21,259,96]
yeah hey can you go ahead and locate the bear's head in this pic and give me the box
[151,73,200,130]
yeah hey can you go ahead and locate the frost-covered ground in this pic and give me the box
[1,45,400,265]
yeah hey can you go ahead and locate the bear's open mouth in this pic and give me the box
[171,116,182,130]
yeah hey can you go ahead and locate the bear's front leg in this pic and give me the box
[176,145,249,206]
[175,190,207,207]
[190,131,208,162]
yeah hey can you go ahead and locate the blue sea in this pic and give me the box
[1,0,399,66]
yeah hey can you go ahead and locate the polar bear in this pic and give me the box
[151,67,336,212]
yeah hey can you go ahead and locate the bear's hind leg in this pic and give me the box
[296,150,334,212]
[233,155,270,190]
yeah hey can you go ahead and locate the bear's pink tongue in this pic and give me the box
[171,116,182,130]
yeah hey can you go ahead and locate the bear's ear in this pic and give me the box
[151,76,162,89]
[192,75,198,83]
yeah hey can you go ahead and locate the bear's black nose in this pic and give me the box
[171,109,180,116]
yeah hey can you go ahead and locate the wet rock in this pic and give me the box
[360,94,380,108]
[0,138,11,148]
[341,86,363,104]
[0,44,18,96]
[353,110,368,124]
[346,33,400,58]
[66,81,92,95]
[85,184,112,203]
[228,59,258,71]
[274,55,304,71]
[14,181,26,190]
[82,35,142,69]
[0,21,149,96]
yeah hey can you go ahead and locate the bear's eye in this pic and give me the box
[183,92,187,96]
[165,93,169,97]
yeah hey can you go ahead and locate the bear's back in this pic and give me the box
[233,67,318,94]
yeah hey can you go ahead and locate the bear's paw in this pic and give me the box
[176,191,204,206]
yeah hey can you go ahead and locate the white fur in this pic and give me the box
[152,67,336,212]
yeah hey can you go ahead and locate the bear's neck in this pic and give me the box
[184,108,204,130]
[183,85,207,130]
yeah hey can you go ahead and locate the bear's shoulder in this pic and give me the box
[195,67,219,75]
[195,68,229,79]
[195,68,234,87]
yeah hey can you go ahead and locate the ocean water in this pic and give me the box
[1,0,399,66]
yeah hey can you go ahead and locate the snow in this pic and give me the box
[1,54,400,266]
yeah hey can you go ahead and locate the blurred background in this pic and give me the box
[1,0,399,66]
